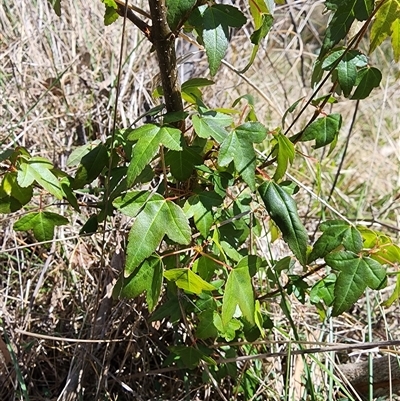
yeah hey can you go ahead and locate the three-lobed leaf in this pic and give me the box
[116,192,191,275]
[300,114,342,149]
[17,156,63,199]
[325,250,386,315]
[14,211,68,243]
[127,124,182,186]
[199,5,246,75]
[309,220,363,262]
[218,122,267,190]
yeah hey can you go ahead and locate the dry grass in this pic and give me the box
[1,0,400,400]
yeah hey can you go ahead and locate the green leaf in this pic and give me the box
[113,256,163,311]
[14,211,68,243]
[273,132,295,181]
[60,177,80,212]
[197,309,218,339]
[222,263,255,327]
[48,0,61,16]
[2,172,33,206]
[166,0,197,31]
[73,143,108,189]
[169,345,214,369]
[258,181,308,265]
[66,140,101,167]
[213,311,242,341]
[250,13,273,45]
[104,6,119,25]
[218,122,267,190]
[113,191,151,217]
[310,273,336,306]
[322,15,354,57]
[202,5,246,75]
[300,114,342,149]
[165,146,203,181]
[17,157,63,199]
[184,190,223,237]
[369,0,400,55]
[337,56,357,97]
[164,268,216,294]
[127,124,182,186]
[351,67,382,100]
[382,273,400,307]
[309,220,363,262]
[320,0,369,57]
[124,194,191,275]
[192,112,232,143]
[0,196,22,214]
[193,256,219,282]
[326,251,386,315]
[392,18,400,62]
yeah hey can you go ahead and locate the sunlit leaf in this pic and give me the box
[300,114,342,149]
[122,194,191,275]
[218,122,267,190]
[325,251,386,315]
[273,132,295,181]
[369,0,400,55]
[127,124,182,186]
[201,5,246,75]
[17,157,63,199]
[309,220,363,262]
[222,260,255,327]
[164,268,216,294]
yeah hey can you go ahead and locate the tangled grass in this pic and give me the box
[1,0,399,400]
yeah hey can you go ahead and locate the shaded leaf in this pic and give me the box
[258,181,308,265]
[352,67,382,100]
[197,309,218,339]
[14,211,68,243]
[166,0,197,31]
[73,144,108,189]
[165,146,203,181]
[113,256,163,311]
[184,190,223,237]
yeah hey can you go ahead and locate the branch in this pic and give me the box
[115,1,151,40]
[148,0,184,129]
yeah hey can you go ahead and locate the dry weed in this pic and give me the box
[1,0,399,400]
